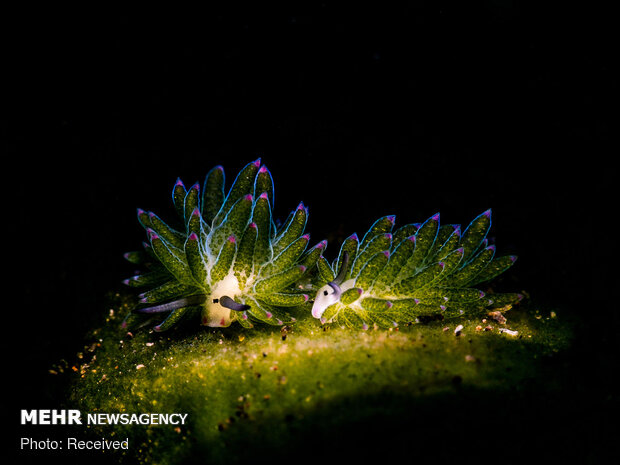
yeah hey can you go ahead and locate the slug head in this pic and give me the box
[311,282,342,319]
[311,252,349,319]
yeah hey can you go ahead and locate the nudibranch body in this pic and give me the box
[311,211,522,329]
[122,159,325,331]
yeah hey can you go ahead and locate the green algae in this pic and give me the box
[66,292,573,465]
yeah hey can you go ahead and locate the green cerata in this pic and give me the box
[122,159,521,332]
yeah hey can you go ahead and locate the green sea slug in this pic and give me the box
[122,159,324,331]
[122,159,520,333]
[310,211,522,329]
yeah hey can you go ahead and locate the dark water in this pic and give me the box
[5,3,612,463]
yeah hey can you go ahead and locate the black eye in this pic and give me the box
[323,290,329,296]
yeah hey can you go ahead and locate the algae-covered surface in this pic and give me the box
[53,291,577,465]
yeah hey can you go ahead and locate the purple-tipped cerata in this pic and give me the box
[308,209,521,329]
[124,167,520,332]
[122,159,319,332]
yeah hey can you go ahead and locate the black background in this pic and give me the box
[4,2,613,464]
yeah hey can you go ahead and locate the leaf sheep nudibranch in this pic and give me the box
[122,159,324,331]
[311,210,522,329]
